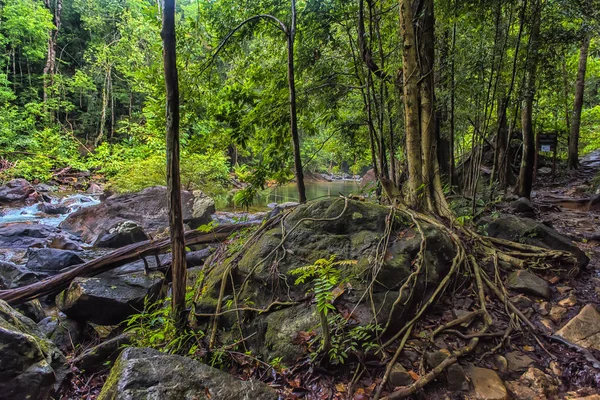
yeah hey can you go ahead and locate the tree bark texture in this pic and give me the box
[518,0,541,199]
[161,0,187,328]
[288,0,306,203]
[568,34,591,170]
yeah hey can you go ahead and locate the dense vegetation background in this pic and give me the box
[0,0,598,200]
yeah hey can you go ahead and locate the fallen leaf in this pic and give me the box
[408,370,420,380]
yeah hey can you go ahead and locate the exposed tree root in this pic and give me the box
[190,199,581,398]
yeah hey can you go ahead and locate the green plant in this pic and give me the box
[125,297,204,357]
[290,255,356,359]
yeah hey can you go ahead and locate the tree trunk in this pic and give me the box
[399,0,422,207]
[288,0,306,203]
[567,34,591,170]
[518,0,541,199]
[43,0,62,107]
[161,0,187,329]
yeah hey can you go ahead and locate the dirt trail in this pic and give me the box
[535,150,600,266]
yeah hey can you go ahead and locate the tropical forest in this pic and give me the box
[0,0,600,398]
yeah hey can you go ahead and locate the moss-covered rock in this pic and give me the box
[0,299,66,400]
[196,198,456,363]
[485,215,589,267]
[98,347,277,400]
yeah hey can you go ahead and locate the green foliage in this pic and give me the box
[289,255,382,365]
[290,255,355,316]
[125,297,204,357]
[325,316,382,365]
[106,150,230,196]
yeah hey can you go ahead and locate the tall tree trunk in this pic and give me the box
[399,0,422,207]
[43,0,62,107]
[518,0,541,199]
[562,59,571,134]
[161,0,187,329]
[287,0,306,203]
[449,18,456,187]
[567,34,591,170]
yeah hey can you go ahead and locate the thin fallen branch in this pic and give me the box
[0,222,257,304]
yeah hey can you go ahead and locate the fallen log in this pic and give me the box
[0,222,257,305]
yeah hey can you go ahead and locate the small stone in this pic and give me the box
[425,350,450,369]
[559,294,577,307]
[539,318,556,332]
[534,301,551,316]
[468,367,508,400]
[494,355,508,374]
[556,304,600,351]
[507,270,550,299]
[550,306,567,322]
[520,367,559,397]
[505,351,535,372]
[556,286,573,295]
[389,363,413,387]
[446,364,468,391]
[511,294,533,310]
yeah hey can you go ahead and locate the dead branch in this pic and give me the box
[0,222,257,305]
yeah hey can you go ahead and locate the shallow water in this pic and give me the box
[217,180,361,212]
[0,194,100,227]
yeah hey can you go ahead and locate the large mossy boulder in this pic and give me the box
[98,347,277,400]
[56,272,164,325]
[0,300,66,400]
[485,215,589,267]
[60,186,214,244]
[196,198,456,363]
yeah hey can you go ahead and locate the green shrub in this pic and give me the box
[107,149,230,195]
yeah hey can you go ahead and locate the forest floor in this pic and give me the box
[58,152,600,400]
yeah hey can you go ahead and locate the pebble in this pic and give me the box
[559,294,577,307]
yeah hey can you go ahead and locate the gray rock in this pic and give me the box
[0,299,66,400]
[505,351,535,372]
[468,367,508,400]
[72,333,132,373]
[56,272,164,325]
[486,215,589,267]
[192,191,216,225]
[48,233,83,251]
[0,261,41,289]
[511,197,535,216]
[26,248,85,275]
[425,350,449,369]
[0,223,64,248]
[447,364,468,391]
[98,347,277,400]
[38,312,86,353]
[197,198,457,363]
[95,220,149,248]
[40,202,69,215]
[507,270,550,299]
[556,304,600,351]
[0,179,38,205]
[15,299,46,322]
[60,186,215,244]
[389,363,413,387]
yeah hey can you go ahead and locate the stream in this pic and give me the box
[0,194,100,227]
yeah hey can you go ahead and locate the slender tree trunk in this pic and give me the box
[518,0,541,199]
[162,0,187,329]
[449,18,456,187]
[96,67,110,147]
[399,0,422,206]
[43,0,62,107]
[562,59,571,134]
[287,0,306,203]
[568,34,591,170]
